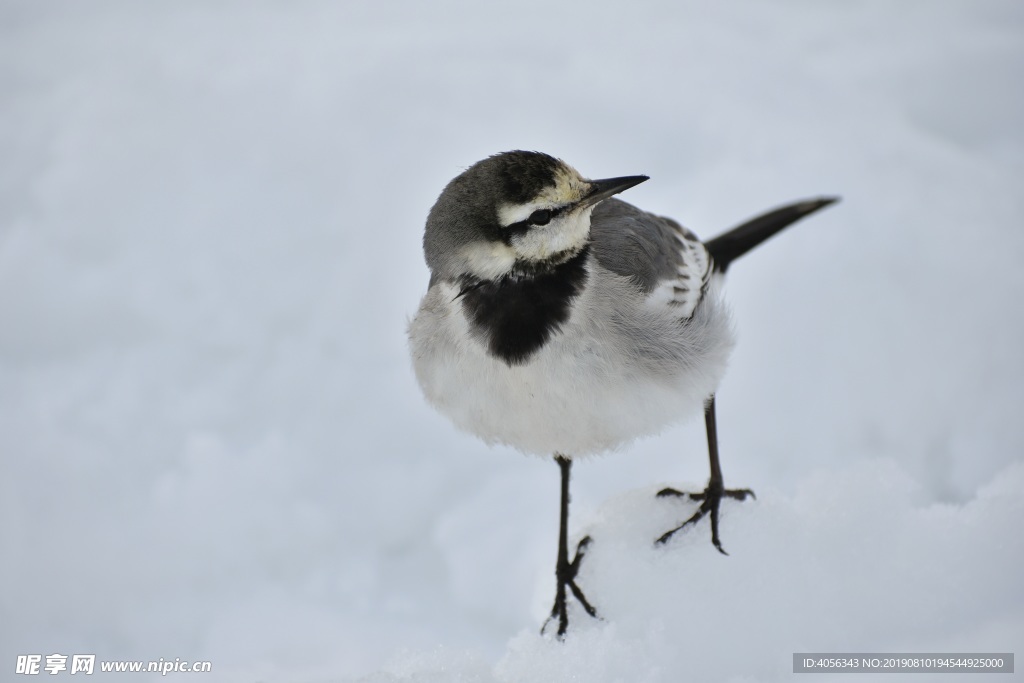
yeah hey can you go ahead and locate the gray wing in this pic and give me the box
[589,198,712,315]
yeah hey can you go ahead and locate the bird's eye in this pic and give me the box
[528,209,552,226]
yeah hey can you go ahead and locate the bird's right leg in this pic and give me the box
[541,454,598,638]
[656,395,754,553]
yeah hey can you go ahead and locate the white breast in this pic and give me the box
[407,262,735,457]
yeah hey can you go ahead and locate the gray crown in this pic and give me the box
[423,151,565,282]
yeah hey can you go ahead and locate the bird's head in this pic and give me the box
[424,151,647,282]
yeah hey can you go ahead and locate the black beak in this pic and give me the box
[579,175,649,209]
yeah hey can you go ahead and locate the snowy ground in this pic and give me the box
[2,1,1022,681]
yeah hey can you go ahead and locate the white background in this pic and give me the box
[2,1,1022,681]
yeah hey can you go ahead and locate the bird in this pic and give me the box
[407,150,837,637]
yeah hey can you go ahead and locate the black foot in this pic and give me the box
[655,484,754,554]
[541,536,599,638]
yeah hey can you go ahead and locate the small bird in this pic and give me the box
[408,151,836,637]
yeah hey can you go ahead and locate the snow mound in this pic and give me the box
[357,460,1024,682]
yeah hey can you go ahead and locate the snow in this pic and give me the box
[1,1,1022,681]
[359,461,1023,683]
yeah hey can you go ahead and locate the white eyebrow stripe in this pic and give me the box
[497,201,564,228]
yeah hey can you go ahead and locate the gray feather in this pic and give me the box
[589,198,696,293]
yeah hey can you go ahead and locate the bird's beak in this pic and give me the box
[578,175,649,209]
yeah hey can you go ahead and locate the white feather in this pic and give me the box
[510,207,594,262]
[408,260,734,458]
[646,231,713,319]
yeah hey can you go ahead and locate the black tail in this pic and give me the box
[704,197,839,273]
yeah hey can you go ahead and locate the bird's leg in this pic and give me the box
[656,395,754,553]
[541,454,599,638]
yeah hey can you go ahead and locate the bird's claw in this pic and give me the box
[655,484,754,553]
[541,535,600,638]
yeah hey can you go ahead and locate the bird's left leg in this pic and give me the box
[542,454,599,638]
[656,395,754,553]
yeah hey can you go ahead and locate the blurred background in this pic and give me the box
[1,0,1022,680]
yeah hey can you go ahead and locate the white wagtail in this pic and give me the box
[408,151,836,637]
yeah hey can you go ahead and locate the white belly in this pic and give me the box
[408,264,735,457]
